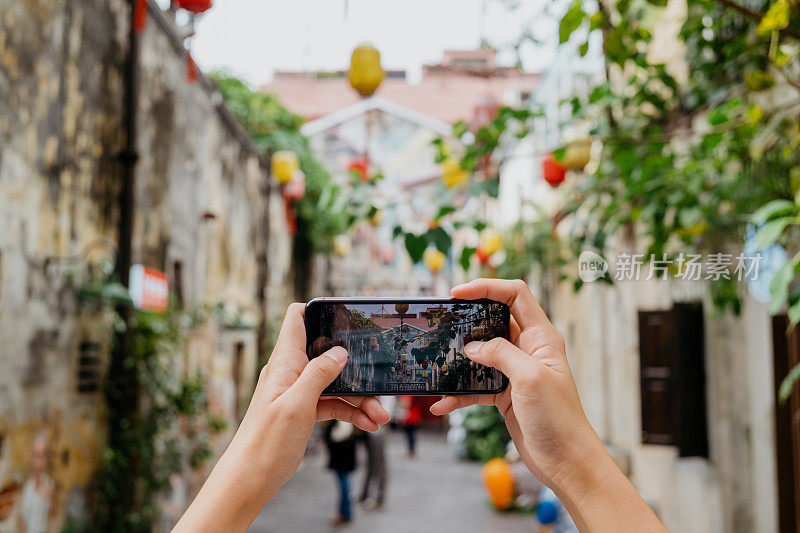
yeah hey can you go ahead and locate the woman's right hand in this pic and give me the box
[431,279,666,532]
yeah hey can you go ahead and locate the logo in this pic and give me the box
[578,250,608,283]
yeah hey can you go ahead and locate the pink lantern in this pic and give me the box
[282,170,305,202]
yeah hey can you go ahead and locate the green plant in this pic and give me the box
[393,106,540,266]
[462,405,511,463]
[79,282,226,532]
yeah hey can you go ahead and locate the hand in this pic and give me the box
[431,279,665,532]
[175,303,390,532]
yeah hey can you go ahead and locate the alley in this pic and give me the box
[249,429,536,533]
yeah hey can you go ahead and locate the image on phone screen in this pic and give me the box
[305,299,509,395]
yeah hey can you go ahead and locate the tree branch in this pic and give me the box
[714,0,800,40]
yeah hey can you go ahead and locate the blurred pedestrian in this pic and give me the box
[359,397,393,509]
[17,431,53,533]
[400,396,422,458]
[324,420,357,526]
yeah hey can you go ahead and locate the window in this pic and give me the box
[77,341,102,394]
[172,260,184,306]
[638,303,708,458]
[233,342,245,421]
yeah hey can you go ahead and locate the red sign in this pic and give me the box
[129,264,169,312]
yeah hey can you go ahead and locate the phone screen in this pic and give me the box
[305,298,509,395]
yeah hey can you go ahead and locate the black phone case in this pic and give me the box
[304,297,510,396]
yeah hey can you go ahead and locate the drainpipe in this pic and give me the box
[105,0,142,521]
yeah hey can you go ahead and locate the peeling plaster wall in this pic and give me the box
[0,1,293,529]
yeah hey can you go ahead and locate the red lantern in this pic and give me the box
[476,245,490,265]
[175,0,213,14]
[284,200,297,236]
[186,52,198,83]
[348,158,369,182]
[542,154,567,187]
[133,0,148,33]
[422,359,429,369]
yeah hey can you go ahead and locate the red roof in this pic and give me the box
[371,316,434,332]
[261,50,540,124]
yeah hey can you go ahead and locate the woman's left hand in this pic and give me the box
[174,303,390,532]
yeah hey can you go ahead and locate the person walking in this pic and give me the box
[400,395,422,458]
[323,420,357,526]
[359,399,390,509]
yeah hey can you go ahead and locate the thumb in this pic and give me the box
[288,346,348,402]
[464,338,529,380]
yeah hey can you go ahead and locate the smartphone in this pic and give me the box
[305,297,510,396]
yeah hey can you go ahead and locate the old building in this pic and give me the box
[0,0,292,529]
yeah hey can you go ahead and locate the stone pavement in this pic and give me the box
[249,428,536,533]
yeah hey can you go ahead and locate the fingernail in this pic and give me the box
[451,283,466,293]
[464,341,483,356]
[325,346,348,364]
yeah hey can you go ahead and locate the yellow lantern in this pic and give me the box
[333,234,351,257]
[369,208,384,226]
[348,44,384,97]
[271,150,299,185]
[422,370,428,378]
[562,138,592,171]
[441,159,468,188]
[395,303,409,315]
[391,367,396,373]
[479,229,503,256]
[370,337,378,347]
[441,364,449,372]
[423,248,446,273]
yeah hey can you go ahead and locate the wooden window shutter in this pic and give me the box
[639,310,675,445]
[638,303,708,457]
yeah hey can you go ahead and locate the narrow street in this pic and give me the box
[250,429,537,533]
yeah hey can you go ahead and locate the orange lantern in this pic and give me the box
[348,44,384,97]
[482,458,515,511]
[542,154,567,187]
[476,245,490,265]
[395,303,409,315]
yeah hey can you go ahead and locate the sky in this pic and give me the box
[165,0,557,86]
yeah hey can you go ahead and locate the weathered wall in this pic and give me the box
[0,1,293,530]
[548,246,779,533]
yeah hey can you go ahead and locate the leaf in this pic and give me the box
[757,0,790,35]
[460,246,476,270]
[434,205,456,221]
[779,362,800,404]
[645,0,668,6]
[392,225,404,239]
[481,178,500,198]
[579,41,589,57]
[425,226,452,254]
[589,11,604,31]
[559,0,585,44]
[751,200,798,225]
[404,233,427,263]
[769,261,794,315]
[552,146,567,161]
[754,217,791,249]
